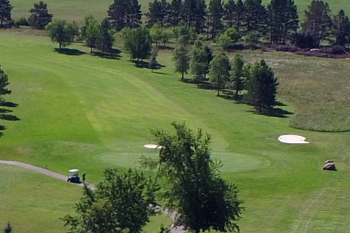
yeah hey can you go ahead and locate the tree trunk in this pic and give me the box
[235,89,239,100]
[90,46,93,54]
[217,87,220,96]
[59,42,62,50]
[181,71,184,80]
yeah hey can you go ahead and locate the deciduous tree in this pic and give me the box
[0,0,12,28]
[216,27,241,49]
[96,18,115,54]
[46,20,75,49]
[245,59,279,113]
[62,169,157,233]
[209,52,231,96]
[229,54,244,99]
[141,122,243,233]
[83,16,100,53]
[123,27,152,63]
[28,1,53,29]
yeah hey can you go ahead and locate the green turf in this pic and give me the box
[1,29,350,233]
[9,0,350,22]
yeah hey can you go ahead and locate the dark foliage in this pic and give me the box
[0,0,12,28]
[108,0,142,31]
[28,1,53,29]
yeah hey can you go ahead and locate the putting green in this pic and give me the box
[94,150,270,173]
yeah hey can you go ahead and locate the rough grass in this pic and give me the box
[1,30,350,233]
[9,0,350,22]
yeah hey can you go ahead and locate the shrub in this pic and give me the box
[15,17,29,26]
[293,33,316,48]
[275,45,298,52]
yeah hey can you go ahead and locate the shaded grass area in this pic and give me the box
[9,0,350,22]
[0,31,350,233]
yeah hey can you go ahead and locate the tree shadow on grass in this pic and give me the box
[247,107,293,118]
[132,60,166,70]
[0,114,20,121]
[54,48,86,56]
[92,48,121,60]
[0,102,18,108]
[0,125,4,138]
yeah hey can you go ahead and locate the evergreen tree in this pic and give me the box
[108,0,141,31]
[332,9,350,46]
[96,18,115,54]
[229,54,244,99]
[183,0,207,33]
[0,0,12,28]
[301,0,333,47]
[190,40,209,83]
[245,60,279,113]
[28,1,53,29]
[3,222,12,233]
[0,65,11,105]
[208,0,224,39]
[173,39,190,80]
[243,0,267,34]
[166,0,183,27]
[266,0,299,44]
[149,47,159,72]
[141,122,243,233]
[146,0,170,27]
[123,27,152,63]
[209,52,231,96]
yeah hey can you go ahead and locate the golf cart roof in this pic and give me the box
[69,169,79,173]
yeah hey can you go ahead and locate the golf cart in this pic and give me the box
[67,169,80,183]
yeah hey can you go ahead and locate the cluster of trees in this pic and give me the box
[0,0,52,29]
[63,123,243,233]
[173,33,278,113]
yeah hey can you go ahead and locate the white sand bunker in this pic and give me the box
[278,135,309,144]
[144,144,164,149]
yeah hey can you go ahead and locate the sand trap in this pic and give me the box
[144,144,164,149]
[278,135,309,144]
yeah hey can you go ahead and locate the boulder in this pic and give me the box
[323,161,336,171]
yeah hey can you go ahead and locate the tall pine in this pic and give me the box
[166,0,183,27]
[301,0,333,47]
[332,9,350,46]
[266,0,299,44]
[108,0,141,31]
[0,0,12,28]
[183,0,207,33]
[208,0,224,39]
[146,0,170,27]
[243,0,267,34]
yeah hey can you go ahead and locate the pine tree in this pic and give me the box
[126,0,142,28]
[146,0,170,27]
[108,0,128,31]
[209,52,231,96]
[223,0,236,28]
[245,60,278,113]
[333,9,350,46]
[230,54,244,99]
[173,39,190,80]
[243,0,267,34]
[0,0,12,28]
[208,0,224,39]
[266,0,299,44]
[166,0,183,27]
[0,65,11,105]
[183,0,207,33]
[123,27,152,63]
[148,47,159,72]
[28,1,53,29]
[301,0,333,47]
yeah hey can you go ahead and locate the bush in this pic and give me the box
[15,17,29,26]
[328,45,346,54]
[293,33,316,48]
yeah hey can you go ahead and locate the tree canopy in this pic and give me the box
[0,0,12,28]
[45,20,75,49]
[123,27,152,62]
[28,1,53,29]
[141,122,243,233]
[209,52,231,96]
[0,65,11,105]
[62,169,157,233]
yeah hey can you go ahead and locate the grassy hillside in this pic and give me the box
[9,0,350,22]
[1,29,350,233]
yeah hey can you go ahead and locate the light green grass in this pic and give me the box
[9,0,350,22]
[1,30,350,233]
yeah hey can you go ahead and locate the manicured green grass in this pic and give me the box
[9,0,350,22]
[1,29,350,233]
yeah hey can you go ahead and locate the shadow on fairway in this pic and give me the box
[0,125,4,138]
[54,48,86,56]
[247,107,293,118]
[92,48,121,60]
[132,60,166,70]
[0,102,20,137]
[0,102,18,108]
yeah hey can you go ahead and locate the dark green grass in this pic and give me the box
[9,0,350,22]
[1,30,350,233]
